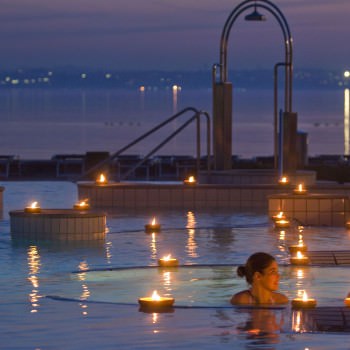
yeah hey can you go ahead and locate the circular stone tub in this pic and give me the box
[9,209,107,241]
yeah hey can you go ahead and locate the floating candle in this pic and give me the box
[292,291,317,309]
[272,211,286,222]
[344,297,350,307]
[184,175,196,185]
[24,201,41,213]
[288,244,308,254]
[158,254,179,267]
[96,173,107,184]
[274,219,290,229]
[73,199,90,210]
[293,183,307,195]
[138,290,175,312]
[145,217,161,233]
[290,251,309,265]
[278,176,289,185]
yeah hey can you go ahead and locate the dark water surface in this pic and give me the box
[0,88,345,159]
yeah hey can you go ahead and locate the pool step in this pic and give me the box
[296,307,350,332]
[299,250,350,265]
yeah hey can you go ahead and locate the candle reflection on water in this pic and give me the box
[77,261,90,316]
[297,269,304,279]
[278,230,286,252]
[279,230,285,241]
[105,241,113,264]
[292,310,304,333]
[162,271,172,293]
[152,312,159,333]
[150,232,157,260]
[27,245,41,313]
[344,88,349,156]
[186,211,198,258]
[186,211,196,229]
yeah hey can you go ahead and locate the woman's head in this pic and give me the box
[237,252,276,285]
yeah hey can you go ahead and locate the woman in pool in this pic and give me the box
[231,252,289,305]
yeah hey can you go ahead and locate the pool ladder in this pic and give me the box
[78,106,211,181]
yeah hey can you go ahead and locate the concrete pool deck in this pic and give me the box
[77,180,350,210]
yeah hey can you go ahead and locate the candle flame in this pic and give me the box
[277,211,283,218]
[280,176,288,183]
[151,290,161,301]
[78,200,88,207]
[97,174,106,183]
[162,254,171,261]
[297,183,304,192]
[302,291,308,301]
[297,251,304,259]
[151,217,157,226]
[188,176,195,183]
[298,234,304,246]
[30,201,39,209]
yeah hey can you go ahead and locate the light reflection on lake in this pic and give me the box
[0,88,346,159]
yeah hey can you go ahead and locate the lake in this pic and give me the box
[0,87,346,159]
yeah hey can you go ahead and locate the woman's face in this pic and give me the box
[257,260,280,291]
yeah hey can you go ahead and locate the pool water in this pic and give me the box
[1,181,350,349]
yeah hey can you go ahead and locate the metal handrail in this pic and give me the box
[78,107,211,181]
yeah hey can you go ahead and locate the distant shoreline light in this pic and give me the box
[0,68,349,90]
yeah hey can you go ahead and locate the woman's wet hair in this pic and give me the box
[237,252,275,284]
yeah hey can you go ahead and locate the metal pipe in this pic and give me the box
[78,107,200,180]
[218,0,293,111]
[120,115,198,181]
[274,62,289,169]
[201,111,212,172]
[278,109,284,177]
[196,113,201,176]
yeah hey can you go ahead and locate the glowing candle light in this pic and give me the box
[292,291,317,309]
[73,199,90,210]
[158,254,179,267]
[145,217,161,233]
[290,251,309,265]
[24,201,41,213]
[96,173,107,184]
[274,218,290,229]
[344,296,350,307]
[292,310,302,332]
[278,176,289,185]
[279,230,286,241]
[289,234,308,254]
[184,175,196,185]
[293,183,307,195]
[138,290,175,312]
[272,211,286,222]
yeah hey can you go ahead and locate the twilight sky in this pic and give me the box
[0,0,349,71]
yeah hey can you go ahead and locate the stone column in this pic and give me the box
[213,82,233,170]
[282,112,298,173]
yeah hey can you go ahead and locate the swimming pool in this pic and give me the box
[1,181,350,349]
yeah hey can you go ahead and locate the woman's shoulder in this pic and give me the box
[272,292,289,304]
[230,290,252,305]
